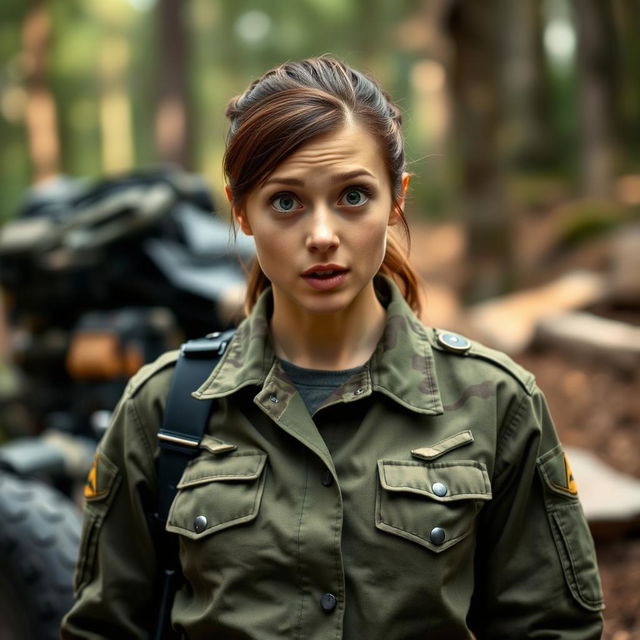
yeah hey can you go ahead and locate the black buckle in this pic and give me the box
[181,329,234,358]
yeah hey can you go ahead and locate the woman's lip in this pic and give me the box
[301,264,347,276]
[301,270,348,291]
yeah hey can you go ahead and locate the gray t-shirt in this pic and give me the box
[279,359,364,417]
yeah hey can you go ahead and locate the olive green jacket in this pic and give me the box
[61,277,604,639]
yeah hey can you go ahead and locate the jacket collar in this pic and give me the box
[193,276,443,416]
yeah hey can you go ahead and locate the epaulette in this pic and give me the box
[124,349,180,399]
[430,329,536,395]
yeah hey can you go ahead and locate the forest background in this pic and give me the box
[1,1,639,638]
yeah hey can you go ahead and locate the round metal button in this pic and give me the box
[269,394,279,404]
[321,471,334,487]
[354,388,364,396]
[193,515,208,533]
[432,482,448,497]
[320,593,337,612]
[430,527,446,546]
[437,331,471,353]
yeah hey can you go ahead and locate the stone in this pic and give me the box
[535,312,640,373]
[566,446,640,540]
[466,271,607,354]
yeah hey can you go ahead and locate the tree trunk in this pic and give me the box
[446,0,511,302]
[22,0,60,183]
[499,0,553,169]
[572,0,618,198]
[98,4,134,174]
[155,0,192,168]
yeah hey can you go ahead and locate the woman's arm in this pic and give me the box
[468,388,604,639]
[61,382,164,639]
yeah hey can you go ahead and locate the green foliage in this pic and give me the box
[0,0,638,230]
[558,199,640,248]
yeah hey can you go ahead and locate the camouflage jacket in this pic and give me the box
[61,277,604,639]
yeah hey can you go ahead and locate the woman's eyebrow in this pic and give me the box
[264,169,376,187]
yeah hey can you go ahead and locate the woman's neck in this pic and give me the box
[269,284,386,371]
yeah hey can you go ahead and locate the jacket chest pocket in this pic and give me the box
[375,459,492,552]
[166,450,267,540]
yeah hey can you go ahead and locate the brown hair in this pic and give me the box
[224,55,422,316]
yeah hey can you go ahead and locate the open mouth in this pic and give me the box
[305,269,347,279]
[301,266,349,290]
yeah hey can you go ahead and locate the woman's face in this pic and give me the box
[233,123,408,317]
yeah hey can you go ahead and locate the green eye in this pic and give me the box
[271,194,300,212]
[342,188,369,206]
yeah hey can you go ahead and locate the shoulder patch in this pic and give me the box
[430,329,535,395]
[84,450,119,501]
[124,349,180,399]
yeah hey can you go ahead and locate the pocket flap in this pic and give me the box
[378,460,491,501]
[178,451,267,488]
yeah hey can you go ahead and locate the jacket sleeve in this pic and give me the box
[468,387,604,639]
[60,387,161,639]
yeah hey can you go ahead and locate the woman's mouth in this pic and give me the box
[301,266,349,291]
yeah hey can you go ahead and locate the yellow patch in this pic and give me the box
[553,453,578,495]
[84,453,107,499]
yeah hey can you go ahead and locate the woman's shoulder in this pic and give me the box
[426,327,536,397]
[123,349,181,402]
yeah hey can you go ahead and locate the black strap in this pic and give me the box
[155,328,235,526]
[152,328,234,640]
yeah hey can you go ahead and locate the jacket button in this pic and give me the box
[269,394,279,404]
[321,471,334,487]
[320,593,337,612]
[193,515,208,533]
[430,527,446,545]
[432,482,448,497]
[437,331,471,353]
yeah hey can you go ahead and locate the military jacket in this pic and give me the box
[62,277,604,639]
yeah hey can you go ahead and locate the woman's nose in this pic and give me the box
[305,209,339,252]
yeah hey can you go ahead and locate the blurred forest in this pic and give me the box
[1,1,640,637]
[1,0,639,300]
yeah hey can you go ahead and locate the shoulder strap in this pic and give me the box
[151,328,234,640]
[156,328,235,524]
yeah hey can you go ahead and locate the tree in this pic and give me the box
[155,0,192,168]
[446,0,512,301]
[572,0,618,197]
[22,0,60,182]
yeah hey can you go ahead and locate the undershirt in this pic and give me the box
[279,359,364,417]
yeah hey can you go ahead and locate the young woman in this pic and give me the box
[62,56,604,639]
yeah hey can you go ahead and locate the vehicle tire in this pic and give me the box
[0,470,82,640]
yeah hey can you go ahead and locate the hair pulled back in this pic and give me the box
[224,55,422,316]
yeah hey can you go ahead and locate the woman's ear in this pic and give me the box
[389,173,410,226]
[226,185,253,235]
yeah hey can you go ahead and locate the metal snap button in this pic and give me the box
[193,515,208,533]
[432,482,448,497]
[437,331,471,353]
[320,593,337,612]
[430,527,446,546]
[269,394,279,404]
[354,388,364,396]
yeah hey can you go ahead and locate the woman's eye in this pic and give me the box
[271,193,301,212]
[340,188,370,207]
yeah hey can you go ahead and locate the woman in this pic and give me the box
[62,56,603,639]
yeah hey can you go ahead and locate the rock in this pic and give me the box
[609,224,640,304]
[567,446,640,540]
[466,270,607,354]
[535,311,640,373]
